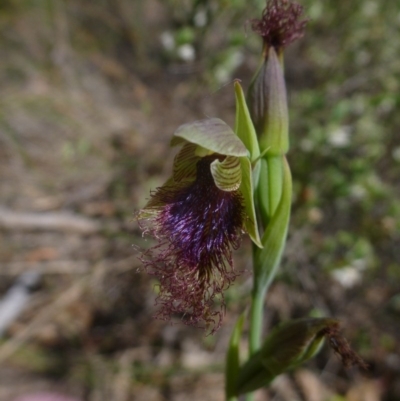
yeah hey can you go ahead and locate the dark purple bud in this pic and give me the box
[251,0,308,51]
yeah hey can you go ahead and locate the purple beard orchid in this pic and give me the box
[138,118,261,332]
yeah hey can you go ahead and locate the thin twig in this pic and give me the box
[0,207,101,234]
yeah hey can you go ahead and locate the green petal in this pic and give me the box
[210,156,242,192]
[139,177,175,213]
[171,118,248,157]
[240,157,262,248]
[225,313,245,400]
[173,142,199,182]
[234,81,260,163]
[139,176,194,221]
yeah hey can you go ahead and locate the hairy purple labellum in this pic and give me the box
[140,156,245,332]
[251,0,308,50]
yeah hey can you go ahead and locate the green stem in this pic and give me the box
[249,155,284,355]
[249,288,265,355]
[249,278,267,355]
[244,247,266,401]
[244,157,292,401]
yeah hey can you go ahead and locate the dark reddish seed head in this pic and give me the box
[322,325,369,370]
[251,0,308,49]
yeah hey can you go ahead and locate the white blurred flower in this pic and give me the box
[392,146,400,162]
[328,126,351,148]
[194,10,207,27]
[177,44,195,62]
[300,138,314,152]
[307,207,323,223]
[362,1,378,17]
[331,259,366,288]
[160,31,175,51]
[214,51,244,84]
[331,266,362,288]
[355,50,371,66]
[350,184,367,200]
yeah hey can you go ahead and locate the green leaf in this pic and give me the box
[254,156,292,288]
[211,156,242,191]
[225,313,245,400]
[171,118,248,157]
[237,318,338,394]
[240,157,262,248]
[234,81,260,162]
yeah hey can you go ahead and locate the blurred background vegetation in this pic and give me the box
[0,0,399,400]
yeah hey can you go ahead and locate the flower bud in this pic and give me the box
[236,318,338,394]
[248,0,308,156]
[248,46,288,156]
